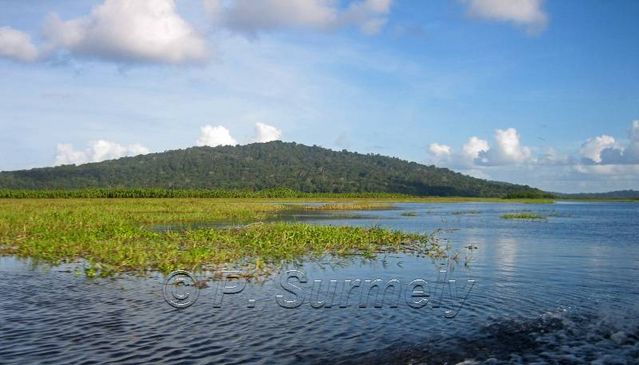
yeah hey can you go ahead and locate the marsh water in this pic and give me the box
[1,202,638,364]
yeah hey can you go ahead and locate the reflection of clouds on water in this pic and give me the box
[494,237,519,277]
[585,243,609,268]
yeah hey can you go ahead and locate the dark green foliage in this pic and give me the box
[504,191,556,199]
[0,188,410,199]
[0,141,546,197]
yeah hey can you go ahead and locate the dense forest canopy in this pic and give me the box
[0,141,551,197]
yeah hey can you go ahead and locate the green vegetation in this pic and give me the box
[302,202,395,210]
[0,199,444,277]
[501,212,547,220]
[504,191,557,199]
[0,188,413,199]
[400,211,419,217]
[451,210,481,215]
[0,141,549,198]
[0,188,555,204]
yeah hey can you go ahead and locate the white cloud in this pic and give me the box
[477,128,532,165]
[580,134,616,163]
[253,122,282,143]
[460,0,548,34]
[427,121,639,190]
[427,138,492,180]
[4,0,392,67]
[55,144,89,166]
[55,140,149,165]
[429,143,452,157]
[462,136,489,160]
[573,164,639,176]
[582,120,639,165]
[428,136,488,168]
[44,0,208,64]
[427,127,577,169]
[196,125,238,147]
[0,26,39,62]
[208,0,393,36]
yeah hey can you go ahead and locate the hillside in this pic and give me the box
[0,141,549,197]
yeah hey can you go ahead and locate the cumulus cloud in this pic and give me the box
[429,143,451,158]
[580,135,616,163]
[253,122,282,143]
[428,136,489,168]
[581,120,639,165]
[196,125,238,147]
[428,128,558,168]
[4,0,392,66]
[44,0,208,64]
[0,26,39,62]
[460,0,548,34]
[477,128,532,165]
[432,122,636,172]
[428,121,639,184]
[207,0,393,36]
[55,140,149,165]
[462,136,489,160]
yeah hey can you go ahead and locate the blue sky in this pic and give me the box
[0,0,638,193]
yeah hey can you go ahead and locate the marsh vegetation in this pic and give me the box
[451,210,481,215]
[400,211,419,217]
[0,199,446,277]
[501,212,547,220]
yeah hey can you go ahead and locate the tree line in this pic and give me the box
[0,141,552,198]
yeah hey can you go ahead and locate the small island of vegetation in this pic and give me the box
[501,212,547,220]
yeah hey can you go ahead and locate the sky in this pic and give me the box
[0,0,638,193]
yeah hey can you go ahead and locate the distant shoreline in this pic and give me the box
[0,188,556,202]
[1,188,636,202]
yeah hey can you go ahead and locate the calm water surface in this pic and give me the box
[1,202,638,364]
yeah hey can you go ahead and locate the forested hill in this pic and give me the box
[0,141,549,197]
